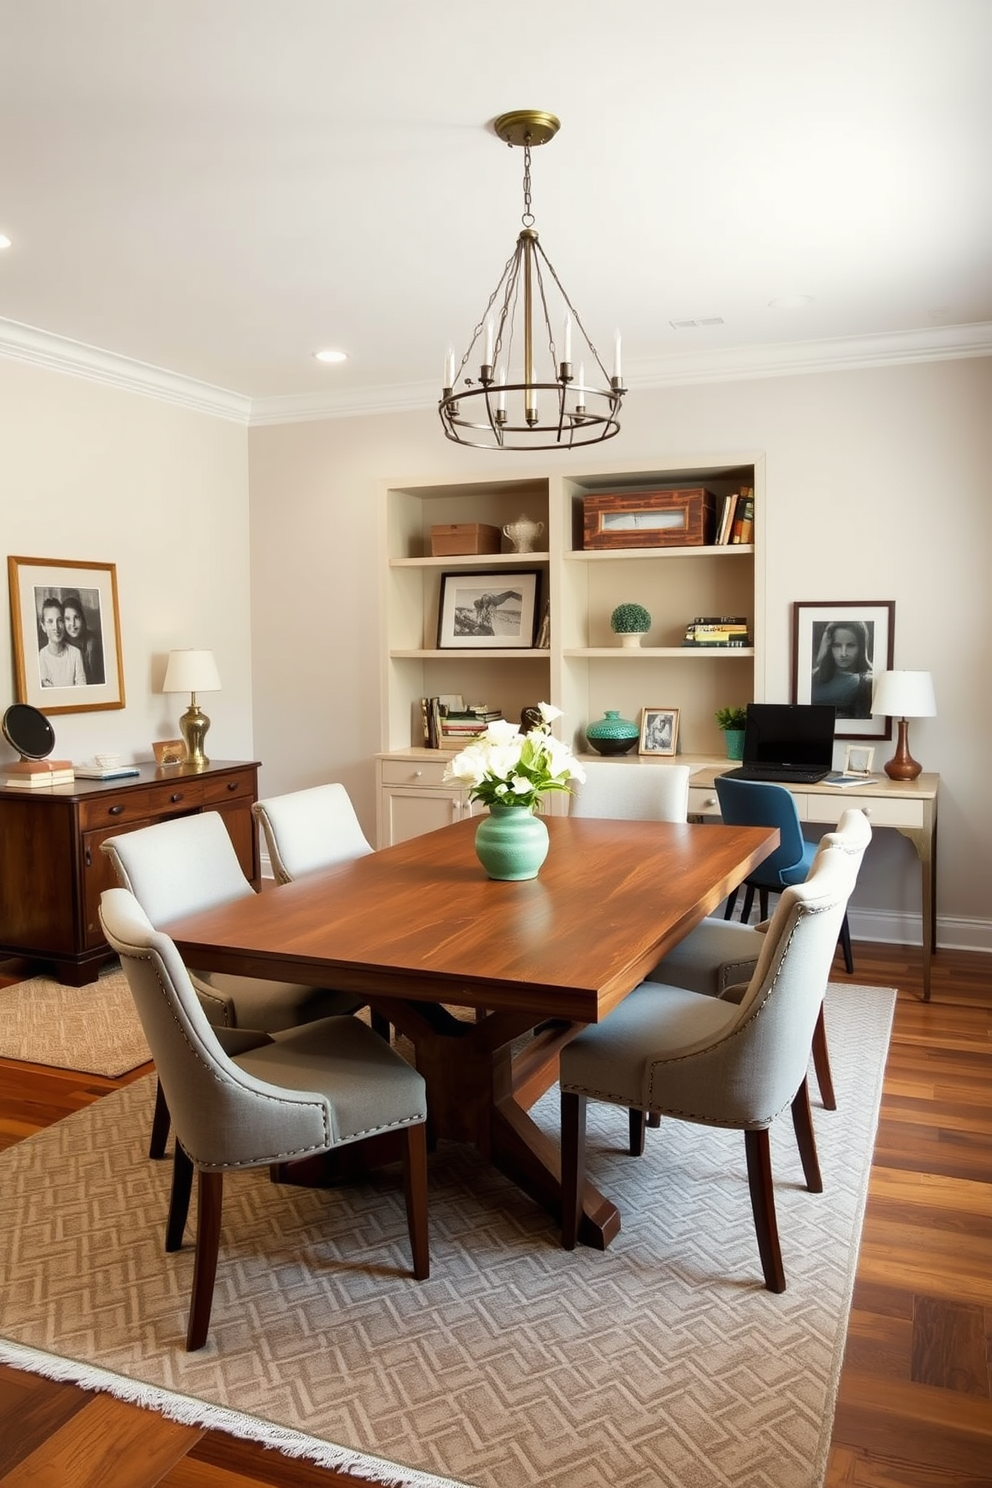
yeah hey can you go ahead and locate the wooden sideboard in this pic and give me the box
[0,758,260,985]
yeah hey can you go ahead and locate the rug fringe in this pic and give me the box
[0,1338,471,1488]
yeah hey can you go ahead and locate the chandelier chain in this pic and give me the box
[521,141,535,228]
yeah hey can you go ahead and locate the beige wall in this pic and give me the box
[0,359,253,766]
[248,356,992,950]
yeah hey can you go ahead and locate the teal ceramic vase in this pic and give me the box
[585,710,639,756]
[725,728,745,761]
[474,803,550,881]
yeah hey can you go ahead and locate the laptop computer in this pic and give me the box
[722,703,836,784]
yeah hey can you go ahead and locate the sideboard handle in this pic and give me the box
[170,792,183,803]
[227,781,238,791]
[108,804,124,815]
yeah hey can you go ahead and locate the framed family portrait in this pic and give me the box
[639,706,680,756]
[8,555,126,714]
[792,600,894,740]
[437,570,540,650]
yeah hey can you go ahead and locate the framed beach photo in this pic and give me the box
[639,706,680,756]
[8,555,126,714]
[437,570,540,650]
[844,744,875,776]
[792,600,894,740]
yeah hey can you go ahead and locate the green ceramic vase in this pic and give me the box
[585,710,639,756]
[474,802,550,881]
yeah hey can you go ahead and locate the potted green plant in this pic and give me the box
[715,705,748,760]
[610,602,652,649]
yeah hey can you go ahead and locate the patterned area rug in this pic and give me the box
[0,982,895,1488]
[0,966,151,1076]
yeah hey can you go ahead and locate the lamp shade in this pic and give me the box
[871,670,936,719]
[162,649,221,694]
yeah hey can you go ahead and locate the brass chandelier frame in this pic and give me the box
[439,111,625,452]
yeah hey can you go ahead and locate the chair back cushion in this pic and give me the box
[253,783,373,883]
[102,811,254,925]
[714,776,809,882]
[570,761,690,822]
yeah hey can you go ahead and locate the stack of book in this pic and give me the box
[3,758,75,788]
[682,616,751,648]
[713,488,754,545]
[420,699,503,748]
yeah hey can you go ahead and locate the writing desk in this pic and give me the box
[686,765,939,998]
[166,814,776,1248]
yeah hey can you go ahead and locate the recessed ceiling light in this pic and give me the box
[0,234,11,251]
[313,348,348,364]
[669,317,725,329]
[768,294,814,309]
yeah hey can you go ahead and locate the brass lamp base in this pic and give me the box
[179,699,211,768]
[883,717,922,781]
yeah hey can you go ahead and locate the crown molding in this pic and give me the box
[0,317,252,423]
[2,314,989,428]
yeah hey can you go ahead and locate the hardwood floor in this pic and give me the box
[1,943,990,1487]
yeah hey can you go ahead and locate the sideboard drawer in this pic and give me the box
[202,773,254,806]
[78,778,207,828]
[380,758,452,789]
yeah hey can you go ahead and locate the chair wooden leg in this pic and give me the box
[628,1108,647,1156]
[402,1123,430,1280]
[742,885,756,923]
[723,887,739,921]
[369,1009,391,1042]
[811,1004,837,1111]
[187,1170,223,1351]
[790,1078,823,1193]
[166,1144,194,1252]
[758,888,770,920]
[560,1091,587,1250]
[148,1077,171,1159]
[839,912,854,974]
[647,1111,661,1128]
[743,1128,786,1293]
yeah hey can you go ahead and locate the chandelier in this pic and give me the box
[439,110,625,451]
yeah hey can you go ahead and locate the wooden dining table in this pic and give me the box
[165,814,777,1248]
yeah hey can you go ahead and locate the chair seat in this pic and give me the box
[647,917,764,995]
[191,971,362,1030]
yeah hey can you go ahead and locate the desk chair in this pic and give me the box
[715,776,855,976]
[100,888,429,1351]
[559,839,861,1292]
[102,812,365,1158]
[570,760,691,822]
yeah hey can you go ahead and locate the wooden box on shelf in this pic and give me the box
[582,489,717,550]
[430,523,502,557]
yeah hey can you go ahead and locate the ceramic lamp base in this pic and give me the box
[883,717,922,780]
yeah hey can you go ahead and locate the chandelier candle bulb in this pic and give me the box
[444,348,455,389]
[484,319,495,366]
[563,313,572,363]
[613,330,622,382]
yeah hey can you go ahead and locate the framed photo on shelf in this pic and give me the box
[639,706,680,757]
[7,555,126,714]
[437,570,541,650]
[844,744,875,776]
[792,600,894,740]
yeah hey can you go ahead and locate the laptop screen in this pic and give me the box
[742,703,836,770]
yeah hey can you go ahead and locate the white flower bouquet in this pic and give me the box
[443,703,585,811]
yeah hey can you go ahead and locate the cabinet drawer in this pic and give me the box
[688,786,721,817]
[380,758,452,788]
[78,778,207,829]
[202,773,254,806]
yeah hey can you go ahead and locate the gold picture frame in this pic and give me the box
[8,555,125,715]
[639,706,680,756]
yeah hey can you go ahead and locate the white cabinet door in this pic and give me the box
[380,785,469,847]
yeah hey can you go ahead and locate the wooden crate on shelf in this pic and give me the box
[582,489,717,550]
[430,524,502,556]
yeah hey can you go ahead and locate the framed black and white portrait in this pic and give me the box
[639,706,680,757]
[437,570,540,650]
[792,600,894,740]
[8,555,125,714]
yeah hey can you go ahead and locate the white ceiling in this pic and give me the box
[1,0,990,421]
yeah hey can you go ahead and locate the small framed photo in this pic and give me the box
[7,555,126,715]
[639,706,680,756]
[437,570,540,649]
[792,600,894,740]
[844,744,875,776]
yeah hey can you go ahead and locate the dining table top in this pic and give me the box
[166,814,778,1027]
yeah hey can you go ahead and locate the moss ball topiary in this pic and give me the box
[610,602,652,634]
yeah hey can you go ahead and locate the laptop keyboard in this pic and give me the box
[722,766,830,784]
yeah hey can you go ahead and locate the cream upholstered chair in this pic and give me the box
[570,760,691,823]
[100,887,429,1351]
[559,838,861,1291]
[102,811,365,1158]
[252,782,373,884]
[644,809,872,1115]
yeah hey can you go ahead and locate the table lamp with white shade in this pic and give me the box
[871,670,936,780]
[162,649,221,767]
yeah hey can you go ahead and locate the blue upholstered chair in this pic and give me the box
[714,776,854,975]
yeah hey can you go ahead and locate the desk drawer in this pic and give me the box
[688,786,720,818]
[805,794,925,829]
[380,758,452,788]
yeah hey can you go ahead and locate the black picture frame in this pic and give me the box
[792,600,894,740]
[436,570,541,649]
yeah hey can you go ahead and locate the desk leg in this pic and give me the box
[376,999,622,1250]
[897,818,936,1001]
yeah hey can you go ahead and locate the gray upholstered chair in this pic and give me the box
[100,887,429,1351]
[102,811,365,1158]
[644,809,872,1115]
[570,760,691,823]
[559,837,862,1292]
[252,781,374,884]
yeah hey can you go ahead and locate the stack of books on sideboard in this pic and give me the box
[682,617,752,648]
[3,758,75,788]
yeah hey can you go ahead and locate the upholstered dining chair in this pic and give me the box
[558,838,861,1292]
[99,887,429,1351]
[570,760,691,822]
[645,808,872,1115]
[102,811,365,1158]
[715,776,855,976]
[252,782,374,884]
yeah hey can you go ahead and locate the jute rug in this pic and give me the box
[0,982,895,1488]
[0,966,151,1077]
